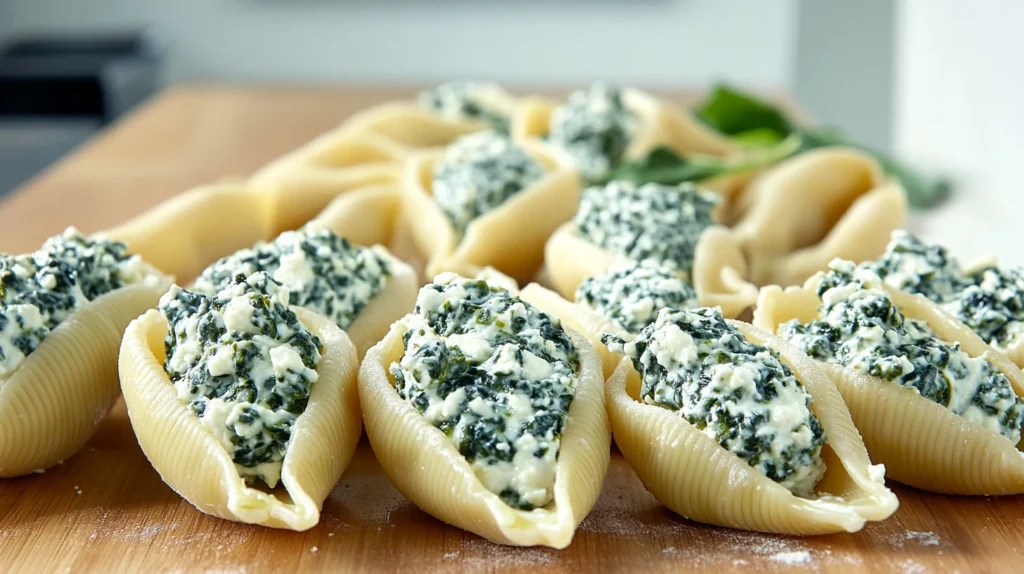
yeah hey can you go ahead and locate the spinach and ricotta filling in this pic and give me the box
[604,307,827,496]
[549,82,638,180]
[865,230,1024,351]
[160,272,323,488]
[576,259,699,334]
[390,273,579,510]
[573,180,719,277]
[432,132,547,234]
[778,260,1024,443]
[0,227,155,379]
[418,81,514,133]
[193,228,392,331]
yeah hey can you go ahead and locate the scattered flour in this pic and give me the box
[898,559,928,574]
[769,550,812,566]
[310,546,318,554]
[905,531,941,547]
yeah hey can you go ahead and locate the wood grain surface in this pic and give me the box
[0,85,1014,573]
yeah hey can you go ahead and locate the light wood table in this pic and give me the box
[0,86,1014,573]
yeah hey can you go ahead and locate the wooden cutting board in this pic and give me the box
[0,85,1018,573]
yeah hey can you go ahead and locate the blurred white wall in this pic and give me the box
[3,0,796,88]
[895,0,1024,266]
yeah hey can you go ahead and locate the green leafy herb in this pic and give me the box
[695,84,952,209]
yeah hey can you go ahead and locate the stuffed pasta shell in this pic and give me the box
[755,259,1024,494]
[731,147,907,287]
[191,225,417,357]
[400,131,579,283]
[604,306,898,534]
[512,82,734,182]
[341,82,517,149]
[860,230,1024,368]
[545,180,757,317]
[119,272,361,530]
[251,131,405,236]
[521,260,703,378]
[0,228,170,477]
[106,182,276,283]
[359,273,610,548]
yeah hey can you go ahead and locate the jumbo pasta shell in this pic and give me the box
[732,147,907,287]
[251,131,405,236]
[339,102,493,149]
[510,90,735,160]
[358,322,610,548]
[119,308,361,530]
[519,283,625,379]
[0,276,171,477]
[543,223,757,318]
[606,322,898,535]
[754,279,1024,495]
[304,183,402,250]
[105,183,276,283]
[400,141,580,284]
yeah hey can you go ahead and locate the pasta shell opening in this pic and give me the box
[731,147,907,286]
[544,223,757,318]
[605,321,897,534]
[119,308,361,530]
[400,146,580,284]
[358,322,610,548]
[754,279,1024,494]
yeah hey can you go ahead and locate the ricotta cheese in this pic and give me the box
[779,259,1024,443]
[604,307,828,497]
[0,228,155,380]
[575,259,700,333]
[431,132,547,234]
[549,82,639,180]
[390,273,579,510]
[866,230,1024,351]
[573,180,719,277]
[160,272,323,488]
[193,228,391,331]
[418,81,515,133]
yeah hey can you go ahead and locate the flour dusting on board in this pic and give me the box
[442,538,556,569]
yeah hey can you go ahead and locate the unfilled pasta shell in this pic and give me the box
[519,283,625,379]
[251,131,405,236]
[106,183,276,283]
[358,322,611,548]
[543,223,758,318]
[732,147,907,287]
[754,279,1024,495]
[339,102,493,149]
[400,141,580,284]
[606,322,898,535]
[119,308,361,530]
[510,90,735,160]
[0,278,172,477]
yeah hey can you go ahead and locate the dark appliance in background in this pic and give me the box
[0,29,165,195]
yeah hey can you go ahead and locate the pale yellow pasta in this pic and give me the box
[732,147,907,287]
[303,183,402,249]
[339,102,495,149]
[544,223,757,319]
[119,308,361,531]
[105,182,276,283]
[0,276,171,478]
[399,141,580,284]
[606,322,898,534]
[754,277,1024,494]
[251,131,405,236]
[358,323,610,548]
[510,90,735,160]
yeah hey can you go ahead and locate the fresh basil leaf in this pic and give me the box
[696,85,793,139]
[605,147,724,185]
